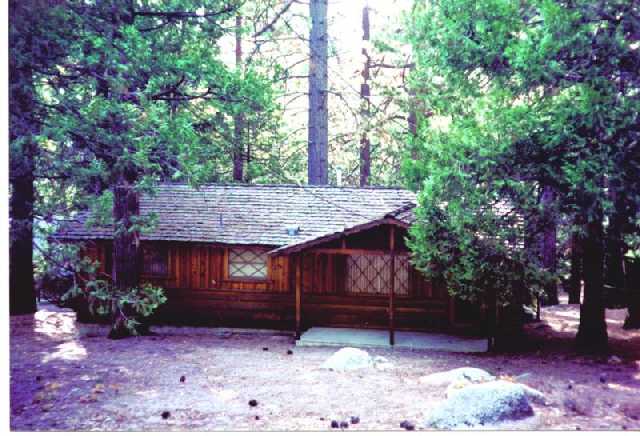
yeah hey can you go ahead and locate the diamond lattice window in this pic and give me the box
[229,247,268,279]
[345,255,409,296]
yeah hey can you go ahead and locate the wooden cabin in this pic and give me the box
[56,183,483,340]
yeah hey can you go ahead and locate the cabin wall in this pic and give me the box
[296,250,454,331]
[78,228,481,331]
[146,242,293,328]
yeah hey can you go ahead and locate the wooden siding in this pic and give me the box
[78,223,480,332]
[139,242,289,293]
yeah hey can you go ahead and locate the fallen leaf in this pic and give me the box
[79,394,98,403]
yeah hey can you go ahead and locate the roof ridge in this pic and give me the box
[155,181,413,191]
[385,201,417,217]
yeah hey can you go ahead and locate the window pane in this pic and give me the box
[345,255,408,296]
[229,247,268,279]
[142,245,168,276]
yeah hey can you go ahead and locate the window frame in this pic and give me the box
[141,243,169,278]
[344,254,410,297]
[227,246,270,281]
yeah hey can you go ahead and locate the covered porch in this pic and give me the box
[275,217,479,344]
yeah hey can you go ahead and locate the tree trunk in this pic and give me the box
[605,186,627,308]
[406,57,419,161]
[568,228,583,304]
[232,13,244,182]
[624,257,640,329]
[625,291,640,330]
[624,293,640,329]
[9,0,37,315]
[359,5,371,187]
[109,179,141,339]
[486,287,497,352]
[408,100,417,160]
[576,218,608,351]
[307,0,328,185]
[494,273,528,351]
[540,185,558,306]
[10,171,36,315]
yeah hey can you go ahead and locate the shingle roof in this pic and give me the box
[55,183,417,249]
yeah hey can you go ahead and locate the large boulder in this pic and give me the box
[425,380,545,429]
[419,367,495,386]
[321,347,373,371]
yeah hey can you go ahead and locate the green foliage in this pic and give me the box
[18,1,282,334]
[35,0,280,207]
[35,237,167,335]
[65,280,167,335]
[405,0,639,304]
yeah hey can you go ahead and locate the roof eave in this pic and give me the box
[267,217,410,257]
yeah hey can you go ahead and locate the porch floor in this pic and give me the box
[296,327,487,353]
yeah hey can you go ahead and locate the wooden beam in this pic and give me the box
[268,218,410,256]
[308,248,409,256]
[311,253,316,293]
[222,248,229,280]
[295,254,302,339]
[389,226,396,346]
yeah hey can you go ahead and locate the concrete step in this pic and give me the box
[296,327,487,352]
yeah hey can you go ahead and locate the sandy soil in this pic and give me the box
[10,297,640,431]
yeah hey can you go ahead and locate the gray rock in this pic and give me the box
[419,367,495,386]
[514,372,533,382]
[321,348,373,371]
[425,380,545,429]
[608,355,622,364]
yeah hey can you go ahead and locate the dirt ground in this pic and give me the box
[9,297,640,431]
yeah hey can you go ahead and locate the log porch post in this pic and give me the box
[295,254,302,339]
[389,226,395,346]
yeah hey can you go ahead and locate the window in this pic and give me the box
[142,245,168,276]
[229,247,268,279]
[345,254,409,296]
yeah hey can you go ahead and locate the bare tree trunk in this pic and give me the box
[625,300,640,329]
[308,0,328,185]
[576,218,608,351]
[541,185,559,306]
[10,165,36,315]
[408,97,417,160]
[622,196,639,328]
[486,286,497,352]
[109,178,141,339]
[568,227,583,304]
[605,186,626,308]
[406,56,418,161]
[624,257,640,329]
[233,13,245,182]
[9,0,37,315]
[359,5,371,187]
